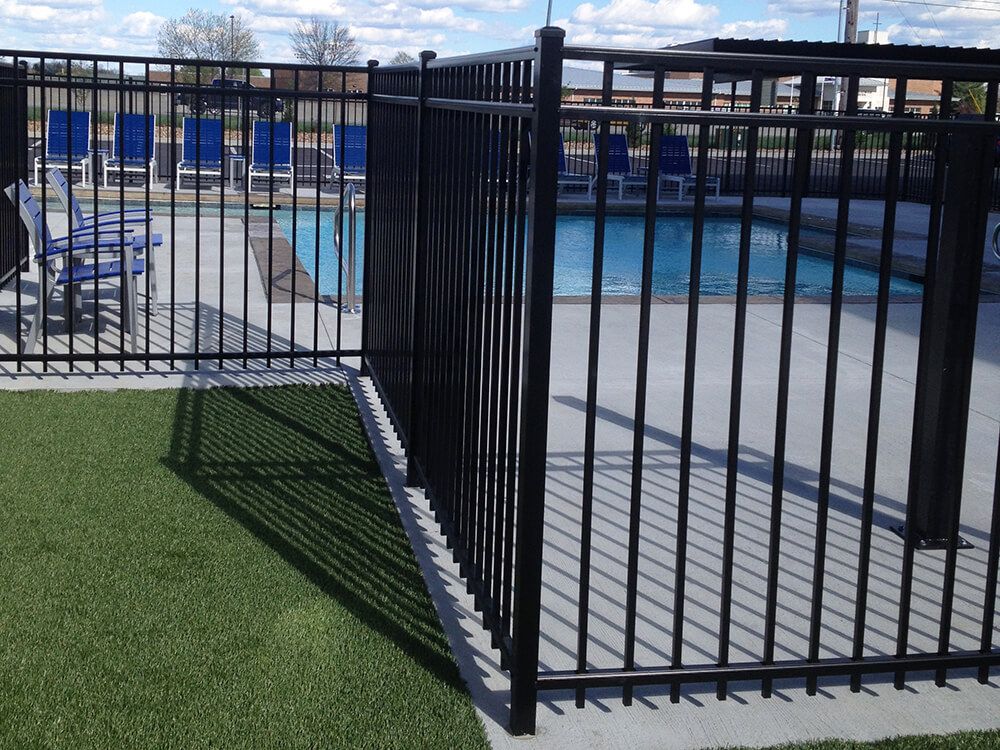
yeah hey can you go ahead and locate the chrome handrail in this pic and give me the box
[333,182,358,312]
[993,222,1000,262]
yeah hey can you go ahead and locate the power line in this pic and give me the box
[917,0,947,41]
[888,0,925,42]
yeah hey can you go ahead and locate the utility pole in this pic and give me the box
[833,0,858,145]
[843,0,859,43]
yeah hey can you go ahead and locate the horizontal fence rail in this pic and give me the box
[0,52,368,372]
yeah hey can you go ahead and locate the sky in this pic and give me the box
[0,0,997,65]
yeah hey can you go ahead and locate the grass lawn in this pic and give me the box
[762,731,1000,749]
[0,385,487,748]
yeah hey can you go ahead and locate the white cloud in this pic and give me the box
[572,0,719,30]
[719,18,788,38]
[220,0,350,17]
[399,0,530,11]
[119,11,165,39]
[864,1,1000,47]
[555,0,791,48]
[0,0,102,25]
[555,0,728,47]
[766,0,838,17]
[768,0,999,47]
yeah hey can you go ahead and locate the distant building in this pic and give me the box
[568,34,952,116]
[561,65,793,109]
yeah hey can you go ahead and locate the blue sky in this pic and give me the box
[0,0,996,63]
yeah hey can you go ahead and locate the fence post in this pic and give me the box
[897,131,996,549]
[509,26,563,737]
[406,50,436,486]
[360,58,378,377]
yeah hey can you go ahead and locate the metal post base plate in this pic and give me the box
[890,524,974,551]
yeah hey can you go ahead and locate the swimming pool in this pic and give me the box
[275,211,923,298]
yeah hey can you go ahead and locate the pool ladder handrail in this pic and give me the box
[992,222,1000,262]
[333,182,358,313]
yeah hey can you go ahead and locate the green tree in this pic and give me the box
[955,81,986,114]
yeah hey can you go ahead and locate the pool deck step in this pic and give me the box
[246,216,317,303]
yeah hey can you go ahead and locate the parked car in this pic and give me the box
[175,78,283,119]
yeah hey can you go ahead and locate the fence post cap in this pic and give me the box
[367,59,379,68]
[535,26,566,39]
[419,51,437,63]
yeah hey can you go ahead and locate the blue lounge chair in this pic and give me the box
[46,167,159,315]
[104,113,157,187]
[589,133,645,200]
[658,134,720,201]
[34,110,91,186]
[557,135,589,196]
[4,180,159,354]
[330,124,366,187]
[176,117,223,186]
[249,121,293,187]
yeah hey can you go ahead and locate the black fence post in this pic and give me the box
[897,131,996,549]
[0,60,28,288]
[360,58,378,377]
[405,51,436,486]
[508,26,563,737]
[901,130,913,201]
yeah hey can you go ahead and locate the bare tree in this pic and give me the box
[389,51,415,65]
[157,9,259,80]
[290,18,360,66]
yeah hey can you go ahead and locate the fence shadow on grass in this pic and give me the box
[162,382,466,690]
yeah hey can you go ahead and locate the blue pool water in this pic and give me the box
[276,211,923,298]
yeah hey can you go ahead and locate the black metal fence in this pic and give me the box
[0,50,367,371]
[540,43,999,716]
[365,30,1000,736]
[365,35,561,733]
[2,30,999,738]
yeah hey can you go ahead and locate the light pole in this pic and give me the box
[546,0,554,25]
[229,15,235,60]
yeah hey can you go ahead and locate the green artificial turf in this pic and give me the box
[0,385,487,749]
[758,731,1000,750]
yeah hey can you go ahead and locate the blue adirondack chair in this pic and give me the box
[249,121,293,187]
[4,180,160,354]
[331,124,366,187]
[557,135,589,195]
[46,168,151,233]
[590,133,645,200]
[176,117,224,186]
[34,110,91,186]
[104,113,157,187]
[658,134,720,201]
[46,167,160,315]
